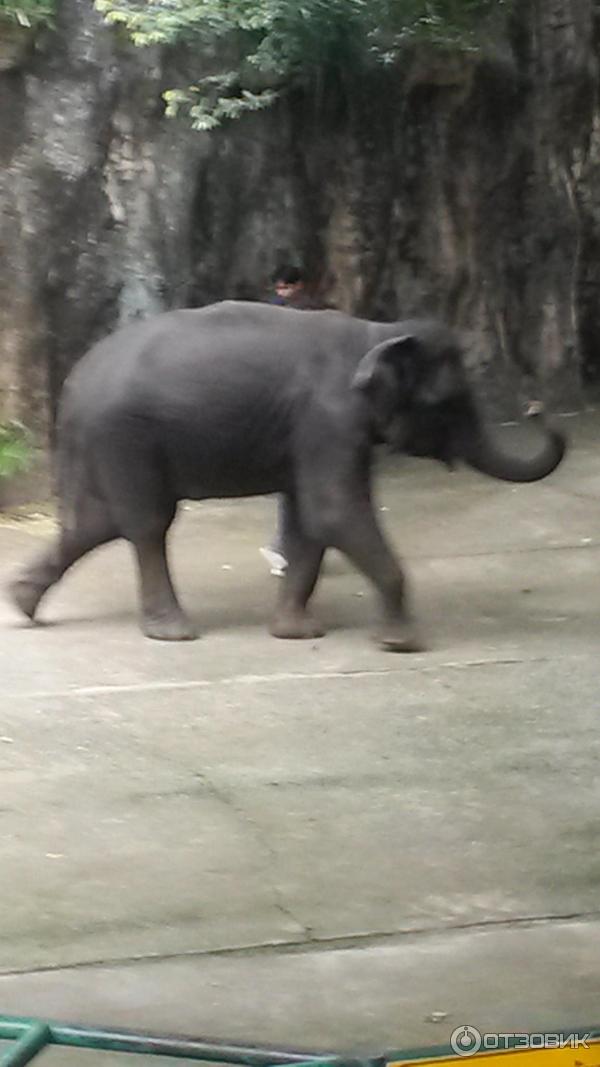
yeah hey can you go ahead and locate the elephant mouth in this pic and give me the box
[405,441,456,468]
[402,420,458,467]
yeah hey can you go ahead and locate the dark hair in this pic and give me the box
[272,264,305,286]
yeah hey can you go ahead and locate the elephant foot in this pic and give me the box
[142,611,198,642]
[8,577,45,621]
[270,611,325,640]
[374,619,426,653]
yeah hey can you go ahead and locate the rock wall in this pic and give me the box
[0,0,208,434]
[1,0,599,436]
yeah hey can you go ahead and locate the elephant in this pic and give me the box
[8,301,566,651]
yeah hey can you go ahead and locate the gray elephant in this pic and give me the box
[8,301,565,651]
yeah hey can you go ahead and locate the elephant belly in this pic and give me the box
[166,435,292,501]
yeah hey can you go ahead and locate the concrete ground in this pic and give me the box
[0,412,600,1062]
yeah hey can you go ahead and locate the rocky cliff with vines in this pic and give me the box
[0,0,598,435]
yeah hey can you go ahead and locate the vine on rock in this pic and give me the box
[95,0,511,127]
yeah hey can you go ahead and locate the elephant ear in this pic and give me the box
[352,335,418,393]
[352,335,420,430]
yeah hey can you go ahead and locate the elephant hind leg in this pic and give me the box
[91,437,196,641]
[8,501,118,622]
[269,495,326,640]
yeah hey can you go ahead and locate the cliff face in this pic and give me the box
[0,0,207,432]
[0,0,598,433]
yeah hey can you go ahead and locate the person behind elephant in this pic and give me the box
[268,264,312,310]
[261,264,317,576]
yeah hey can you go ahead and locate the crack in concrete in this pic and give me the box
[410,541,600,561]
[95,722,310,940]
[184,771,309,940]
[4,655,566,701]
[560,488,600,506]
[1,910,599,979]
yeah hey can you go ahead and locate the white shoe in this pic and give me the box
[260,547,288,576]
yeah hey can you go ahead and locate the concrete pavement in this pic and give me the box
[0,411,599,1060]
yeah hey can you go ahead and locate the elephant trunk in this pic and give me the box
[461,415,566,483]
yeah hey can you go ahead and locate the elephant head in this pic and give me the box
[352,321,566,482]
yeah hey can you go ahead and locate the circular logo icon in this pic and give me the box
[451,1026,483,1057]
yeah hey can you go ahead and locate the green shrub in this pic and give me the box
[0,423,33,480]
[0,0,54,27]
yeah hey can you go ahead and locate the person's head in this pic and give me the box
[272,265,306,304]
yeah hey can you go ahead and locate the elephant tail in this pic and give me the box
[54,400,91,535]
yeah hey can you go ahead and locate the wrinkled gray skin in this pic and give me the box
[8,302,566,650]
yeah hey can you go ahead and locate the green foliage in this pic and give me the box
[0,423,33,480]
[163,85,278,131]
[0,0,54,28]
[95,0,511,127]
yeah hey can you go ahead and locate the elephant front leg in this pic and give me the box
[333,505,425,653]
[133,536,197,641]
[269,496,325,640]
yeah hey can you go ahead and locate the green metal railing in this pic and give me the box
[0,1016,371,1067]
[1,1015,599,1066]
